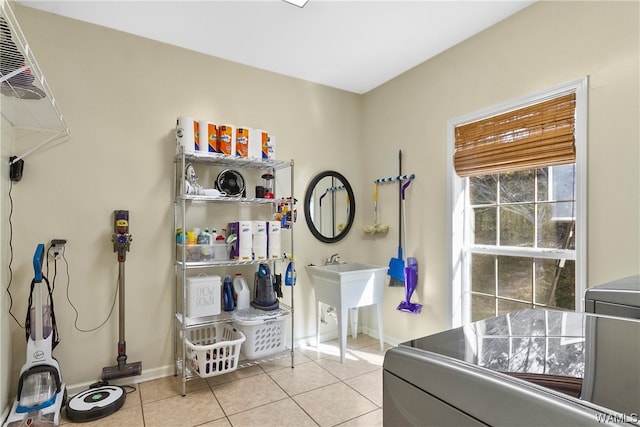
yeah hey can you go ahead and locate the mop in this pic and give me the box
[388,150,405,287]
[397,179,422,314]
[363,182,389,234]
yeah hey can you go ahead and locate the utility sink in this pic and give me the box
[305,263,386,362]
[311,262,379,274]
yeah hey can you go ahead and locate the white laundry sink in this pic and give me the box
[305,263,386,362]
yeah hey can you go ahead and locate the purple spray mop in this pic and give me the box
[398,256,422,313]
[397,179,422,314]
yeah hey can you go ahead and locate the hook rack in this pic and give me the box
[374,174,415,184]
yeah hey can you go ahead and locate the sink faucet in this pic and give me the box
[326,253,341,265]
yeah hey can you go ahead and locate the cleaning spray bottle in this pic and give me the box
[285,261,296,286]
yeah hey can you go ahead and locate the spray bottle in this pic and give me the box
[285,261,296,286]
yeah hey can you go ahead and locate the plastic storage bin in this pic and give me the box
[184,324,245,378]
[177,243,230,262]
[233,308,290,359]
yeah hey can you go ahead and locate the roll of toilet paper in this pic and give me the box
[176,116,197,153]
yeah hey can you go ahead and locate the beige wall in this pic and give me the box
[1,0,638,411]
[1,118,14,417]
[362,0,639,340]
[2,3,365,403]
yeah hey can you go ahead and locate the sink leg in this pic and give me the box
[316,301,321,348]
[338,308,347,363]
[376,303,384,351]
[350,307,358,339]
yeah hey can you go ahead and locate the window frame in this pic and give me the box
[447,77,588,328]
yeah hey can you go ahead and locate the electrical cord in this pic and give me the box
[63,252,119,332]
[5,179,24,328]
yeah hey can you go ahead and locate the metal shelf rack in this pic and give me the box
[173,146,295,396]
[0,0,70,164]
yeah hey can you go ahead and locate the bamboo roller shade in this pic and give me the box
[454,93,576,177]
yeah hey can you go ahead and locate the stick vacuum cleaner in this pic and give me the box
[102,210,142,381]
[3,244,66,427]
[66,211,141,422]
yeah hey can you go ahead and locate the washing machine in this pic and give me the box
[585,275,640,319]
[383,308,640,426]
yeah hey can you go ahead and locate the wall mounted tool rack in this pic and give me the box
[1,0,70,165]
[374,174,415,184]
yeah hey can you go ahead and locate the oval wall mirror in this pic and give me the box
[304,171,356,243]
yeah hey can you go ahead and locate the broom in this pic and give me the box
[388,150,405,287]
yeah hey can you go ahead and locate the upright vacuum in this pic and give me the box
[3,244,66,427]
[66,210,141,422]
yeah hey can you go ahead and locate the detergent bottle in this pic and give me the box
[222,275,235,311]
[233,274,250,310]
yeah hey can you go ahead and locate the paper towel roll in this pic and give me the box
[237,247,252,261]
[268,242,281,259]
[218,124,236,156]
[250,129,267,160]
[267,221,281,259]
[198,120,215,153]
[206,122,218,153]
[176,116,197,153]
[253,234,267,260]
[267,134,276,160]
[236,127,250,158]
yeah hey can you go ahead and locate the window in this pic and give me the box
[447,78,587,327]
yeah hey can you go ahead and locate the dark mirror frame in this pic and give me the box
[304,171,356,243]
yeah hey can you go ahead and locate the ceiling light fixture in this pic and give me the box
[282,0,309,8]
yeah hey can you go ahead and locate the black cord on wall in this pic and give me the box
[63,251,119,333]
[6,179,24,328]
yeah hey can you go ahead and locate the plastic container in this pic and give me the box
[186,275,221,317]
[177,243,229,262]
[211,243,229,260]
[233,274,250,310]
[184,324,245,378]
[233,308,290,359]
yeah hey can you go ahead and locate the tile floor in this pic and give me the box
[59,334,389,427]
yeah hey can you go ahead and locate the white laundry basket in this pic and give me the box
[184,323,245,377]
[233,307,290,359]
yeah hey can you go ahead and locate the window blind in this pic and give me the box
[454,93,576,177]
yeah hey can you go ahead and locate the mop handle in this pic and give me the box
[373,183,378,222]
[401,179,411,199]
[402,179,412,256]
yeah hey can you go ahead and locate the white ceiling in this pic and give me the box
[18,0,535,94]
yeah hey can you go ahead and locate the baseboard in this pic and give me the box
[1,404,10,426]
[65,364,175,396]
[66,330,400,396]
